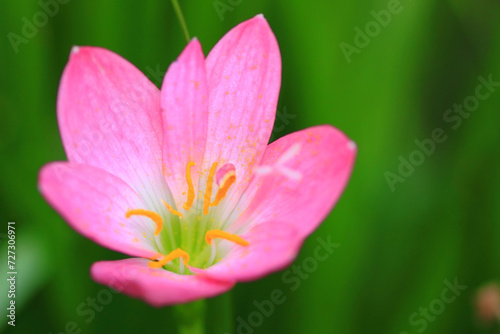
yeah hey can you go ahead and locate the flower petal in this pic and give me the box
[161,39,208,208]
[39,162,159,258]
[57,46,171,211]
[91,258,235,306]
[204,15,281,207]
[190,222,302,281]
[245,125,356,238]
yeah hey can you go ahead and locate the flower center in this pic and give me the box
[125,161,248,274]
[124,144,302,274]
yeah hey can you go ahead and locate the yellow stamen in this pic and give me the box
[148,248,190,268]
[148,253,163,261]
[183,161,196,210]
[203,162,218,215]
[162,199,183,219]
[205,229,249,246]
[125,209,163,236]
[211,173,236,207]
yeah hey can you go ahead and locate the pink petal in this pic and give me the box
[91,258,235,306]
[203,15,281,207]
[191,126,355,282]
[39,162,159,259]
[57,46,169,205]
[249,125,356,238]
[161,39,208,206]
[190,222,302,281]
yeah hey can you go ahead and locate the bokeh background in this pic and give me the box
[1,0,500,333]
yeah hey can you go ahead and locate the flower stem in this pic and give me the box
[207,292,233,333]
[174,300,206,334]
[170,0,191,43]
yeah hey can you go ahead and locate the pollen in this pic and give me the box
[203,162,218,215]
[148,248,190,268]
[205,229,249,246]
[125,209,163,236]
[162,199,183,219]
[183,161,196,210]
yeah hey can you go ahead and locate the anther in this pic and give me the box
[183,161,196,210]
[205,229,249,246]
[125,209,163,236]
[162,199,183,219]
[203,162,218,215]
[148,248,190,269]
[211,163,236,207]
[205,229,249,266]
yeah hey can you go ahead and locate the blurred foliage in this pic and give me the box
[1,0,500,333]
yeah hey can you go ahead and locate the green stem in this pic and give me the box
[170,0,191,43]
[207,292,233,334]
[174,300,206,334]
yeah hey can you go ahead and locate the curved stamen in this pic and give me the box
[205,229,249,267]
[162,199,183,219]
[183,161,196,210]
[148,248,190,269]
[125,209,163,236]
[205,229,249,246]
[203,162,218,215]
[210,175,235,207]
[211,164,236,207]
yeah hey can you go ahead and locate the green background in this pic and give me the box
[1,0,500,333]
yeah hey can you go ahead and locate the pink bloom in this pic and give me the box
[38,15,356,306]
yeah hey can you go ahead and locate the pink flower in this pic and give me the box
[38,15,356,307]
